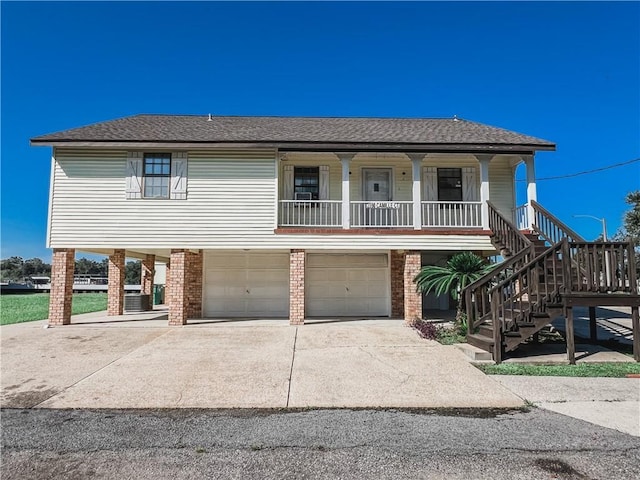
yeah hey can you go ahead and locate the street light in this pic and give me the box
[573,214,608,241]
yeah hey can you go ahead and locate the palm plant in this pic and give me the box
[414,252,495,323]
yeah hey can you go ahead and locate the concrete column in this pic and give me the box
[524,154,537,230]
[337,154,353,229]
[107,249,125,316]
[289,249,305,325]
[186,250,203,319]
[408,155,424,230]
[141,254,155,305]
[48,248,75,326]
[390,250,405,318]
[475,155,492,230]
[403,251,422,324]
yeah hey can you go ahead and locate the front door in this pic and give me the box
[363,168,392,201]
[363,168,393,226]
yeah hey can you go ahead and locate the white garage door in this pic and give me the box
[204,252,289,317]
[306,254,389,317]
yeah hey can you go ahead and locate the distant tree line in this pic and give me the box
[0,257,142,285]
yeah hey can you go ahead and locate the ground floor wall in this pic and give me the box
[48,247,467,326]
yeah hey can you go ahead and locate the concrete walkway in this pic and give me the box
[0,310,523,410]
[492,375,640,437]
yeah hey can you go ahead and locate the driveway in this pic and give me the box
[1,311,523,409]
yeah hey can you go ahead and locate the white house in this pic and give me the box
[32,114,639,362]
[31,114,551,323]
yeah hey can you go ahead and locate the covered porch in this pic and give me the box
[276,151,539,231]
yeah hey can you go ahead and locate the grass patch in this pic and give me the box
[0,293,107,325]
[477,362,640,378]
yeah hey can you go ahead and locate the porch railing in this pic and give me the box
[350,201,413,228]
[278,200,342,227]
[421,201,482,228]
[278,200,487,229]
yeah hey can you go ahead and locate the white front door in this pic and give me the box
[363,168,392,201]
[306,253,390,317]
[203,252,289,317]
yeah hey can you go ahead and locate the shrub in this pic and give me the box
[413,320,438,340]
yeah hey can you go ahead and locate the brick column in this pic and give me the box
[403,250,422,324]
[107,249,125,316]
[186,250,203,319]
[49,248,75,326]
[168,249,188,326]
[390,250,405,318]
[289,249,305,325]
[141,254,155,306]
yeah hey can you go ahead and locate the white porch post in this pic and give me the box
[524,154,537,230]
[408,154,424,230]
[475,154,492,230]
[337,153,353,229]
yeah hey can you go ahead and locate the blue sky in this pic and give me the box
[2,1,639,260]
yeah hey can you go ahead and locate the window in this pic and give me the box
[437,168,462,201]
[294,167,319,200]
[143,153,171,198]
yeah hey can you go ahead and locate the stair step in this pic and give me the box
[504,331,522,338]
[478,325,493,336]
[467,333,494,352]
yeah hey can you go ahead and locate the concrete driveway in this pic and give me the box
[1,311,523,409]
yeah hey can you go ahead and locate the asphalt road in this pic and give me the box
[2,407,639,479]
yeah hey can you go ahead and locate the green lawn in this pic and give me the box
[477,362,640,378]
[0,293,107,325]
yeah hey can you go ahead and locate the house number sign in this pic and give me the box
[366,202,400,209]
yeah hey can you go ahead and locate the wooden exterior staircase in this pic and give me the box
[464,201,640,363]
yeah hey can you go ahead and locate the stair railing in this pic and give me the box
[464,203,534,333]
[488,202,532,256]
[486,239,569,363]
[531,200,585,244]
[565,241,637,294]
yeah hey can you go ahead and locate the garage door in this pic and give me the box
[306,254,389,317]
[204,252,289,317]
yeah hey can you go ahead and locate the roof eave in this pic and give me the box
[30,139,556,153]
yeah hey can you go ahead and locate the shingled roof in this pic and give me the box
[31,114,555,151]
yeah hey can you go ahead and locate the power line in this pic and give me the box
[516,157,640,182]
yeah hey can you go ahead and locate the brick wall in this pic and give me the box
[390,250,405,318]
[186,250,203,319]
[49,248,75,326]
[168,249,188,325]
[403,250,422,324]
[141,254,155,300]
[107,249,125,316]
[289,249,305,325]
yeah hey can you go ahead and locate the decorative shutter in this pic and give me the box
[462,167,478,201]
[319,165,329,200]
[422,167,438,201]
[125,152,143,199]
[170,152,188,200]
[283,165,294,200]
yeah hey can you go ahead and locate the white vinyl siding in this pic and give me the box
[488,156,516,218]
[48,148,515,252]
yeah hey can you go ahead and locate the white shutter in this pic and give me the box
[462,167,478,201]
[422,167,438,201]
[170,152,188,200]
[319,165,329,200]
[125,152,143,199]
[283,165,294,200]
